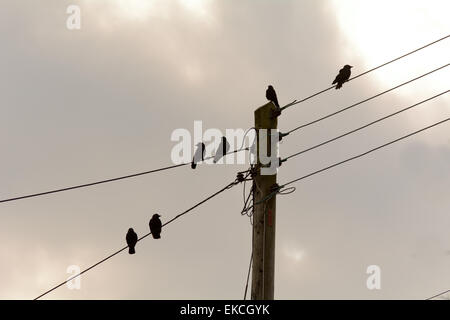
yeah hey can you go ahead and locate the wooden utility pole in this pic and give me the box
[251,102,278,300]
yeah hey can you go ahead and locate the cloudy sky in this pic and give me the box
[1,0,449,300]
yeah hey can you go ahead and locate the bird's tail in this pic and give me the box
[129,247,136,254]
[335,83,342,89]
[191,162,197,169]
[153,234,161,239]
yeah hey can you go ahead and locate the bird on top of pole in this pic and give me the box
[265,85,280,108]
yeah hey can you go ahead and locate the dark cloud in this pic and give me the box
[0,0,449,299]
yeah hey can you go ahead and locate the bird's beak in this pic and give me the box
[350,66,353,68]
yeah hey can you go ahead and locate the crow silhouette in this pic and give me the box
[332,65,353,89]
[191,142,205,169]
[265,85,279,108]
[149,214,162,239]
[213,137,230,163]
[126,228,138,254]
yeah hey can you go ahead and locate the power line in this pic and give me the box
[34,177,242,300]
[426,289,450,300]
[0,163,188,204]
[0,148,248,204]
[283,90,449,161]
[280,116,450,188]
[282,63,449,136]
[243,252,253,300]
[281,34,450,111]
[243,175,255,300]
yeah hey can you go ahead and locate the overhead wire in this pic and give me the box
[280,117,450,188]
[34,176,243,300]
[283,90,449,161]
[241,169,256,218]
[243,252,253,300]
[426,289,450,300]
[280,34,450,111]
[0,147,248,204]
[282,63,449,136]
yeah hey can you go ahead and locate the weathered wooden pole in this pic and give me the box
[251,102,278,300]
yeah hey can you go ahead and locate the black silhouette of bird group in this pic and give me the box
[126,65,354,256]
[191,136,231,169]
[126,214,162,255]
[190,65,353,171]
[264,65,353,110]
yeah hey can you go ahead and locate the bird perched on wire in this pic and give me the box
[332,65,353,89]
[149,214,162,239]
[213,137,230,164]
[191,142,205,169]
[265,85,280,108]
[126,228,138,255]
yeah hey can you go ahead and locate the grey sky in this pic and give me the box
[1,0,449,299]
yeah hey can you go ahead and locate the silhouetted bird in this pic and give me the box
[126,228,138,254]
[149,214,162,239]
[191,142,205,169]
[213,137,230,163]
[332,65,353,89]
[265,85,279,108]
